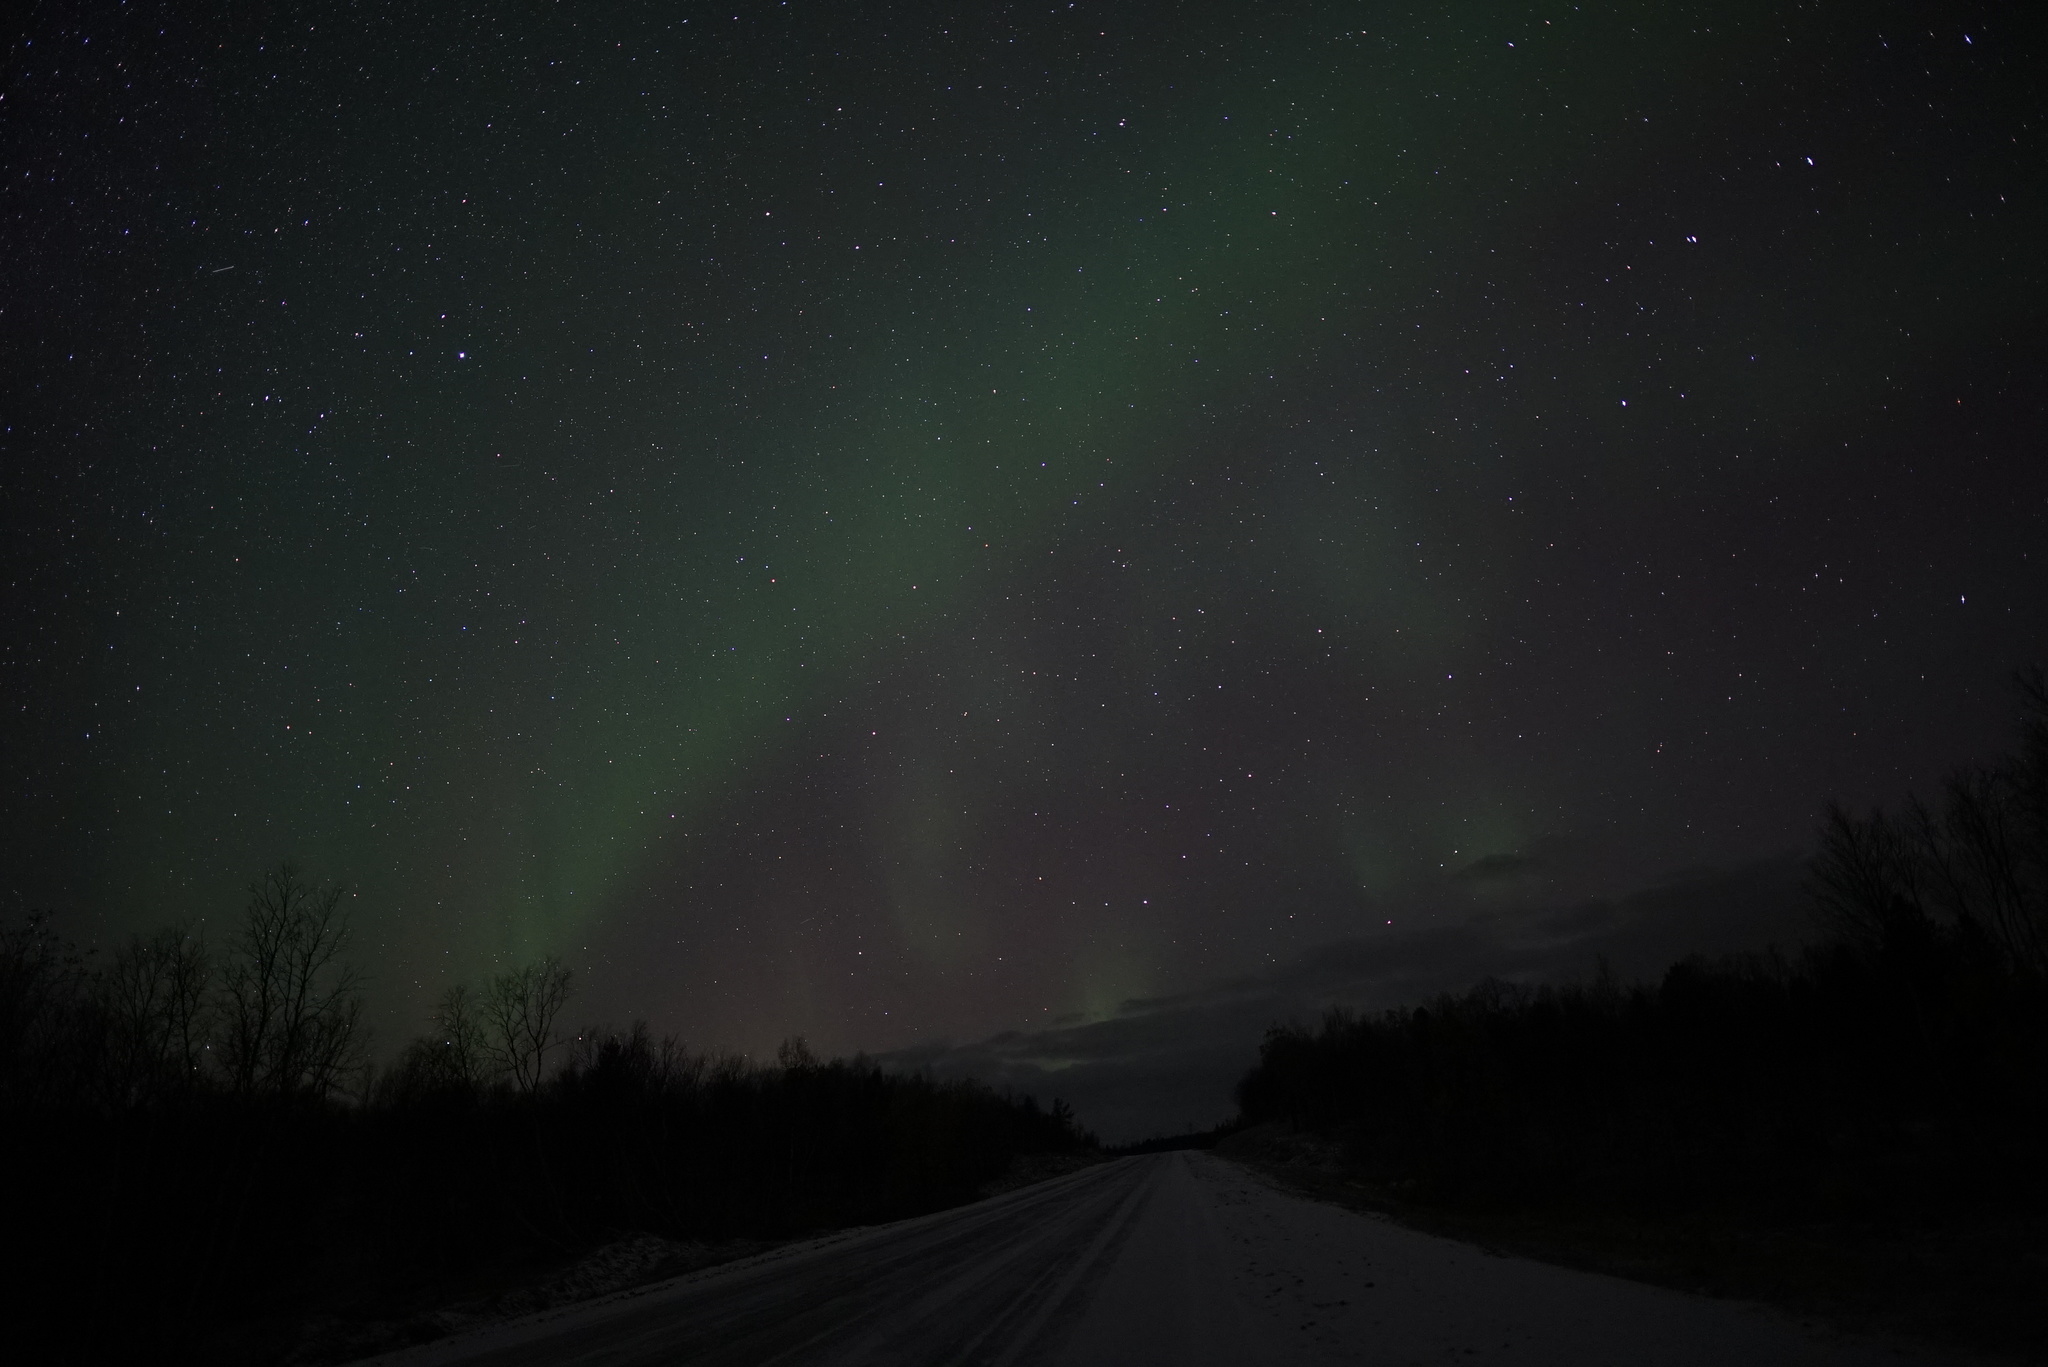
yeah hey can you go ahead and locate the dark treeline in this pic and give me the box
[1108,1122,1241,1156]
[0,873,1092,1365]
[1233,671,2048,1350]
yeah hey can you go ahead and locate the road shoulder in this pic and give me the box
[1209,1124,2030,1364]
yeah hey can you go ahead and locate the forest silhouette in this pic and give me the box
[1228,670,2048,1354]
[0,880,1093,1363]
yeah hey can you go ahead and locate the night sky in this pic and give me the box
[7,1,2044,1137]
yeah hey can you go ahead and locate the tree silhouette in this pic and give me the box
[98,925,211,1106]
[482,956,574,1094]
[0,911,89,1107]
[1809,669,2048,979]
[431,981,491,1092]
[217,864,365,1097]
[379,983,497,1101]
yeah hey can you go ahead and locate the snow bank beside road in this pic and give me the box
[1183,1153,1985,1366]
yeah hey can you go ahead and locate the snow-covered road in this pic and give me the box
[363,1152,1968,1366]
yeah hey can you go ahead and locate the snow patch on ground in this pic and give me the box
[288,1233,764,1365]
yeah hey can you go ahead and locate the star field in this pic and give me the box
[5,0,2043,1068]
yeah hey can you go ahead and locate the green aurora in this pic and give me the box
[10,1,2043,1053]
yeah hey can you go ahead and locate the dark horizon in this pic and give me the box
[6,0,2045,1141]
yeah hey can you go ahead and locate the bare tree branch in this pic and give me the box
[432,982,490,1092]
[482,957,574,1095]
[218,864,366,1097]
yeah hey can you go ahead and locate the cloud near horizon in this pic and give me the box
[881,854,1815,1144]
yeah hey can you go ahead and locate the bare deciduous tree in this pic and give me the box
[0,912,89,1106]
[1810,668,2048,978]
[431,982,490,1092]
[218,864,365,1097]
[378,983,496,1102]
[481,956,573,1094]
[99,925,211,1105]
[1810,802,1929,956]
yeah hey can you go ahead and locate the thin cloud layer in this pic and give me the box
[884,854,1813,1143]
